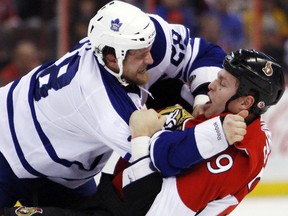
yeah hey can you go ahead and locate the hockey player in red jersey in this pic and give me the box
[120,49,285,215]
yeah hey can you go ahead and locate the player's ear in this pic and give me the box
[241,95,255,110]
[105,54,118,70]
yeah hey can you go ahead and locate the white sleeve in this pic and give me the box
[195,116,229,159]
[189,66,221,93]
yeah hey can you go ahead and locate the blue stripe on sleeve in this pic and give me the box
[7,80,47,178]
[148,16,167,69]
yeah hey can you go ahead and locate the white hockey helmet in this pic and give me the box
[88,0,156,85]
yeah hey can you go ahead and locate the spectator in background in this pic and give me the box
[187,0,209,17]
[197,12,220,46]
[0,0,20,28]
[0,0,20,70]
[70,0,97,46]
[13,0,41,20]
[154,0,197,36]
[202,0,245,52]
[70,0,110,47]
[0,0,56,72]
[0,40,42,86]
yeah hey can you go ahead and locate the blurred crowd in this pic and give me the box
[0,0,288,86]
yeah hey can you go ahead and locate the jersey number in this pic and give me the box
[34,53,80,101]
[207,154,233,174]
[171,29,185,67]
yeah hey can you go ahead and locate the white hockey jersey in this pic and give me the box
[0,15,225,189]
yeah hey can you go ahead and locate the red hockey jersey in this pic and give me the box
[146,114,271,215]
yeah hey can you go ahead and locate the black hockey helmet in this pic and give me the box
[223,49,285,115]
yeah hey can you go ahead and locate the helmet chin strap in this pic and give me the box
[104,59,129,86]
[116,60,129,86]
[223,93,241,113]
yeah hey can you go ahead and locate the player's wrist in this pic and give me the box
[131,136,151,162]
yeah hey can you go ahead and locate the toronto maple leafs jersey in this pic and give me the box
[0,14,225,189]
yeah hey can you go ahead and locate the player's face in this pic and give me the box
[122,46,153,85]
[203,69,239,118]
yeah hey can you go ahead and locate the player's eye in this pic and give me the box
[220,81,226,87]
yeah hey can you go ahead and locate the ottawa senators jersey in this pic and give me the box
[146,114,271,215]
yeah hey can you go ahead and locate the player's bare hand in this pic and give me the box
[129,109,166,138]
[223,110,248,145]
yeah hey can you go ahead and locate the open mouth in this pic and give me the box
[206,94,212,104]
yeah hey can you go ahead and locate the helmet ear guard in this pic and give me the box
[87,1,156,85]
[223,49,285,115]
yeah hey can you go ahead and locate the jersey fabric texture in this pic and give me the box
[0,14,225,208]
[145,114,271,215]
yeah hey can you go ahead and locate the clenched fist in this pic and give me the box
[129,109,166,138]
[223,110,249,145]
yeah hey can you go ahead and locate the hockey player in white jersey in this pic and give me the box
[0,0,226,211]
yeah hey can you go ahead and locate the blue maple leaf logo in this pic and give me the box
[110,18,122,32]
